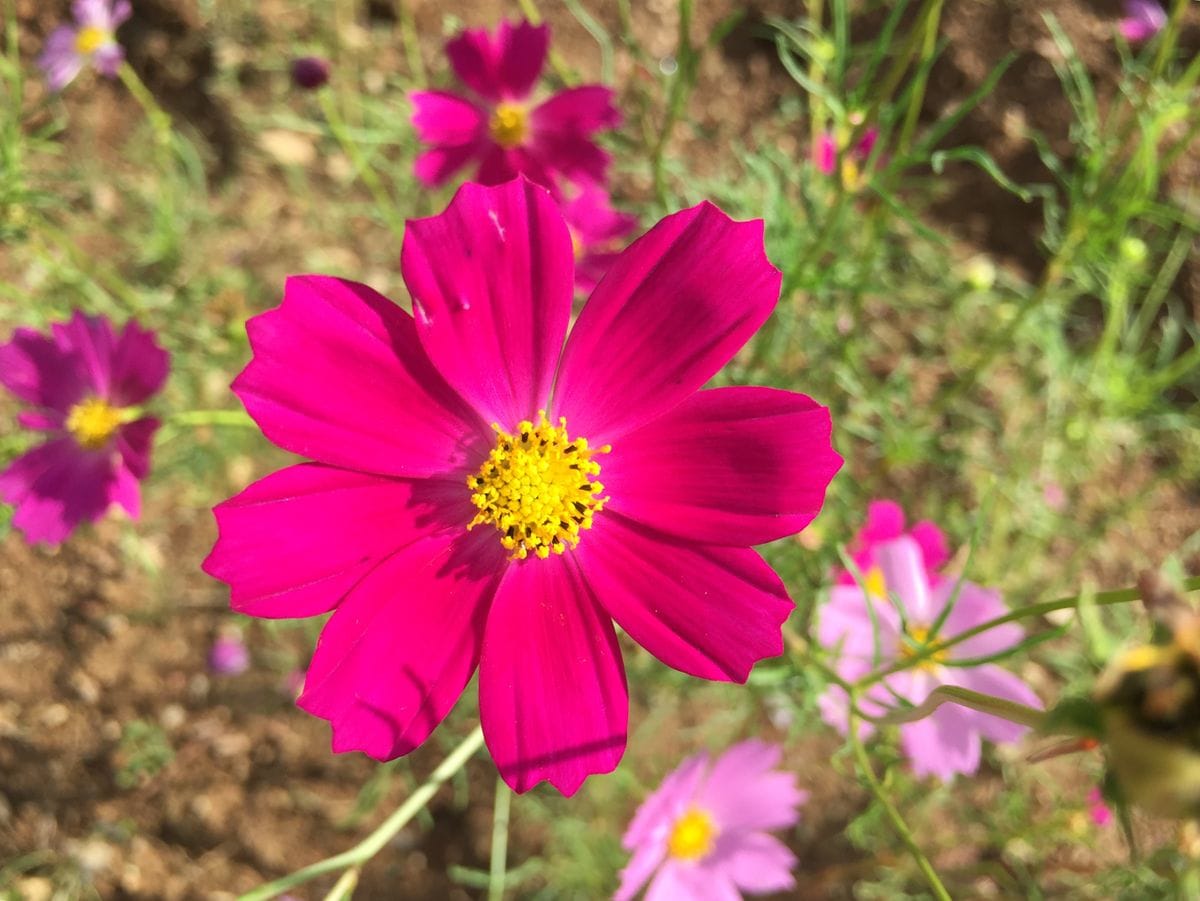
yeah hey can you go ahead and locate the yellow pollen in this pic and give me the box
[466,412,609,561]
[489,102,528,149]
[864,565,886,599]
[65,396,122,450]
[75,26,109,55]
[569,227,584,260]
[667,808,717,861]
[901,625,948,671]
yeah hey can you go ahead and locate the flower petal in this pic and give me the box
[400,178,574,428]
[445,20,547,102]
[937,579,1023,659]
[479,553,627,795]
[614,842,666,901]
[602,386,841,545]
[646,863,741,901]
[622,751,709,850]
[110,321,169,407]
[576,515,792,682]
[233,275,487,477]
[954,664,1042,744]
[876,536,934,623]
[298,528,505,760]
[114,417,159,481]
[553,202,781,443]
[698,741,807,832]
[415,143,485,187]
[203,463,469,619]
[532,86,620,135]
[901,701,981,781]
[0,326,87,411]
[0,438,114,545]
[711,831,798,894]
[409,90,486,147]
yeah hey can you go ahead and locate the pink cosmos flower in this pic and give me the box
[819,535,1041,782]
[0,312,169,545]
[1087,786,1113,827]
[410,20,620,198]
[616,740,806,901]
[813,127,880,187]
[208,631,250,675]
[38,0,132,92]
[836,499,948,587]
[561,185,638,294]
[1119,0,1166,42]
[203,177,842,795]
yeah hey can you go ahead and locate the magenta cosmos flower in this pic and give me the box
[203,177,842,795]
[0,312,168,545]
[819,535,1041,782]
[616,740,806,901]
[813,127,880,190]
[1120,0,1166,42]
[38,0,131,92]
[562,185,638,294]
[410,20,619,197]
[836,498,948,587]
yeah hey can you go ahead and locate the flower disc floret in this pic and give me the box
[74,26,109,55]
[667,807,717,861]
[489,102,528,149]
[467,413,608,560]
[65,396,123,450]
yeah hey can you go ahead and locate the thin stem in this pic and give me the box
[848,707,952,901]
[317,90,405,239]
[895,0,944,155]
[239,725,486,901]
[651,0,696,207]
[861,576,1200,687]
[165,409,257,427]
[488,777,513,901]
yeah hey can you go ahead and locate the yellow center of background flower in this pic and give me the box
[901,624,948,670]
[467,413,608,560]
[667,808,717,861]
[864,565,887,598]
[66,397,122,450]
[489,102,528,149]
[75,26,109,55]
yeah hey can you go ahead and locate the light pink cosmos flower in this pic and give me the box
[203,177,842,795]
[208,631,250,676]
[561,185,639,294]
[38,0,132,92]
[1087,786,1113,827]
[835,498,948,587]
[813,127,880,187]
[0,313,169,545]
[616,740,806,901]
[1119,0,1166,42]
[819,535,1041,782]
[410,20,620,198]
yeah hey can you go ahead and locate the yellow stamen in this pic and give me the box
[901,624,949,671]
[466,412,609,561]
[489,102,528,149]
[864,565,887,599]
[65,397,122,450]
[667,808,717,861]
[75,26,109,55]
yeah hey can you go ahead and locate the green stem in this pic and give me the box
[861,576,1200,687]
[165,409,257,428]
[117,63,172,150]
[239,725,486,901]
[487,777,512,901]
[870,684,1045,729]
[651,0,696,207]
[848,707,952,901]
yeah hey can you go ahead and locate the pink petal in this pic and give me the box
[233,275,487,478]
[52,312,117,398]
[859,499,906,544]
[114,416,159,481]
[614,843,666,901]
[532,85,621,136]
[875,536,934,623]
[562,185,638,244]
[409,90,487,147]
[937,579,1024,659]
[554,202,781,443]
[646,863,741,901]
[414,143,485,187]
[953,664,1041,744]
[817,584,901,661]
[203,464,470,618]
[445,20,547,102]
[622,752,709,850]
[0,438,115,545]
[400,178,574,428]
[711,831,798,894]
[479,554,627,795]
[526,130,612,189]
[0,326,88,411]
[901,699,981,781]
[109,320,169,407]
[910,519,950,572]
[298,528,506,760]
[575,515,792,682]
[37,27,83,92]
[17,412,62,431]
[697,741,807,832]
[602,386,841,546]
[812,132,837,174]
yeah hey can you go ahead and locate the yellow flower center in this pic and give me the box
[864,565,887,599]
[667,807,717,861]
[901,625,948,671]
[467,413,609,560]
[489,102,528,149]
[75,26,109,55]
[65,397,123,450]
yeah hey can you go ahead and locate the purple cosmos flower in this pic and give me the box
[616,740,806,901]
[410,20,620,198]
[291,56,331,91]
[0,313,169,545]
[202,177,842,795]
[561,185,638,294]
[208,632,250,675]
[813,127,881,189]
[819,535,1041,782]
[836,499,948,587]
[38,0,132,92]
[1120,0,1166,42]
